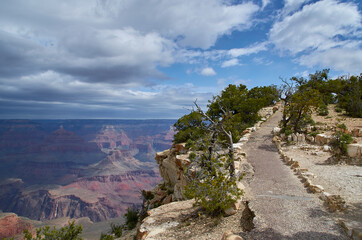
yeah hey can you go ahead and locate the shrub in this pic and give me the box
[318,103,329,116]
[100,233,114,240]
[23,221,82,240]
[335,107,343,113]
[310,131,319,137]
[109,223,123,237]
[332,131,353,155]
[125,206,139,230]
[189,152,196,161]
[141,190,154,200]
[184,153,243,216]
[336,123,347,130]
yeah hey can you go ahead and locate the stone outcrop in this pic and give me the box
[347,144,362,159]
[155,143,190,201]
[0,213,34,239]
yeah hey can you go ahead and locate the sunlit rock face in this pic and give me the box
[0,119,174,222]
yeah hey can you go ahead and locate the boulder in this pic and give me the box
[305,135,315,143]
[175,143,187,154]
[315,134,333,146]
[273,127,281,135]
[347,144,362,158]
[323,145,331,152]
[222,231,244,240]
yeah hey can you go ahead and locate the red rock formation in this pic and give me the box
[0,213,34,239]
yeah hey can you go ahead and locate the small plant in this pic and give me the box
[141,190,154,200]
[336,123,347,130]
[166,189,174,195]
[310,131,319,137]
[185,154,243,216]
[335,107,343,113]
[317,103,329,116]
[109,223,123,238]
[125,206,139,230]
[189,152,196,161]
[159,183,167,191]
[100,233,114,240]
[332,131,353,155]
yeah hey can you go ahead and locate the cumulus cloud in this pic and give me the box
[270,0,362,73]
[281,0,311,16]
[299,47,362,74]
[99,0,259,49]
[200,67,217,76]
[0,0,261,118]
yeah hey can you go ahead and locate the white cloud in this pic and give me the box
[299,48,362,74]
[281,0,311,16]
[270,0,362,73]
[201,67,217,76]
[262,0,271,10]
[228,42,268,57]
[102,0,259,49]
[221,58,239,68]
[270,0,361,55]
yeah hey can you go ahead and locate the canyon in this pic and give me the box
[0,119,174,226]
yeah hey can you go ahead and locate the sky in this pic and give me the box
[0,0,361,119]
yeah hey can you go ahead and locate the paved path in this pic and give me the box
[241,110,347,240]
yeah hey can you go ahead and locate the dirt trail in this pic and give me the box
[241,110,347,240]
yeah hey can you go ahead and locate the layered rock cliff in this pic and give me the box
[0,120,174,223]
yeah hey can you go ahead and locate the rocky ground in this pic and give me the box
[278,105,362,239]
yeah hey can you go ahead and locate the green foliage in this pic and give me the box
[284,88,321,132]
[125,206,139,230]
[100,233,114,240]
[109,223,122,238]
[189,152,196,161]
[174,111,206,143]
[335,107,342,113]
[336,75,361,117]
[332,131,353,155]
[317,103,329,116]
[141,190,154,200]
[336,123,347,130]
[247,85,279,107]
[185,139,195,149]
[23,221,83,240]
[184,153,243,216]
[309,131,319,137]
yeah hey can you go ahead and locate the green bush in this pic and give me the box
[332,131,353,155]
[336,123,347,130]
[109,223,123,238]
[100,233,114,240]
[335,107,343,113]
[189,152,196,161]
[309,131,319,137]
[125,206,139,230]
[184,153,243,216]
[318,103,329,116]
[23,221,82,240]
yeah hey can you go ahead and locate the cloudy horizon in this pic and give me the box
[1,0,361,119]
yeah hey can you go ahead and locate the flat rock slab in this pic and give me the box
[242,110,347,240]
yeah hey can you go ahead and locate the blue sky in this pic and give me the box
[0,0,361,119]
